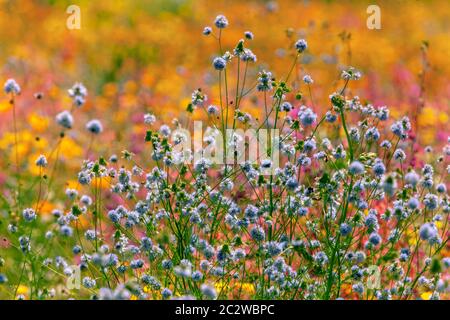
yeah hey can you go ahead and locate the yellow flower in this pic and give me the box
[236,282,255,295]
[0,100,11,113]
[103,83,118,97]
[17,285,29,295]
[35,201,55,218]
[421,130,435,146]
[179,97,191,111]
[438,111,448,124]
[124,80,138,94]
[65,180,79,189]
[92,177,110,190]
[421,292,432,300]
[406,227,418,246]
[28,113,49,132]
[418,107,437,127]
[59,137,83,159]
[215,280,227,293]
[114,110,128,123]
[48,85,60,99]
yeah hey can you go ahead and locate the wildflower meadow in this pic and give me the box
[0,0,448,303]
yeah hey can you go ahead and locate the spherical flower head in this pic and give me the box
[325,111,337,123]
[213,57,227,71]
[86,119,103,134]
[436,183,446,194]
[419,223,438,241]
[161,288,172,299]
[421,176,434,189]
[65,188,78,200]
[352,283,364,295]
[214,15,228,28]
[380,140,392,149]
[200,283,217,299]
[298,106,317,126]
[162,259,173,270]
[423,193,439,210]
[140,236,153,251]
[250,226,265,242]
[44,231,53,240]
[244,31,254,40]
[219,178,234,191]
[80,195,92,206]
[244,204,259,219]
[390,117,410,140]
[303,140,316,153]
[68,82,87,98]
[207,105,219,115]
[372,160,386,177]
[393,149,406,162]
[313,251,328,265]
[191,89,207,106]
[60,225,73,237]
[298,207,308,216]
[302,75,313,84]
[340,223,352,236]
[0,273,8,284]
[376,106,390,121]
[261,159,272,169]
[144,113,156,125]
[159,124,171,137]
[295,39,308,53]
[365,127,380,141]
[203,26,212,35]
[286,177,299,191]
[130,259,144,269]
[405,171,420,187]
[266,241,282,256]
[240,48,257,62]
[349,161,365,175]
[257,70,273,91]
[35,155,47,167]
[82,277,96,289]
[443,257,450,269]
[422,164,434,176]
[364,214,378,231]
[281,101,292,112]
[407,197,420,210]
[73,96,85,107]
[56,110,74,129]
[85,229,97,241]
[368,232,382,246]
[19,236,30,252]
[332,144,347,160]
[108,210,120,223]
[192,270,203,282]
[349,127,360,142]
[341,67,362,81]
[78,171,92,185]
[22,208,36,222]
[4,79,21,95]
